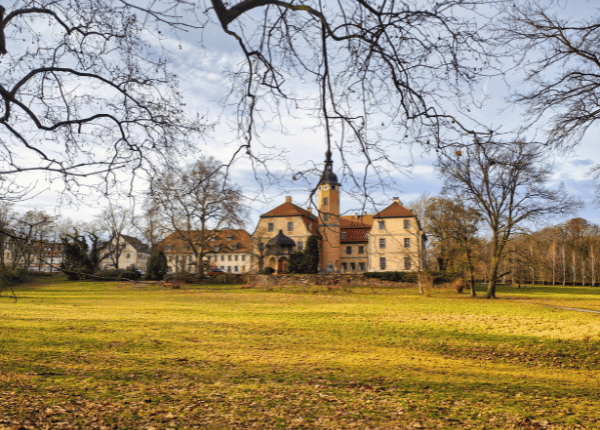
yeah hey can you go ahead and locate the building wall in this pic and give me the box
[99,238,149,271]
[367,217,423,272]
[252,216,314,272]
[339,242,368,273]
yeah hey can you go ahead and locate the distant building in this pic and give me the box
[99,235,150,271]
[1,232,64,272]
[157,229,252,274]
[252,151,425,273]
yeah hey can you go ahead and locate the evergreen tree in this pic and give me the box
[146,250,168,280]
[288,252,307,274]
[61,232,93,280]
[304,236,320,274]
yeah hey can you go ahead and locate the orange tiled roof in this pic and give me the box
[261,202,321,237]
[373,202,416,218]
[158,229,252,254]
[340,227,368,243]
[261,201,318,220]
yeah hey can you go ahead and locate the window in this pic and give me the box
[350,262,356,271]
[227,236,232,241]
[342,263,347,272]
[268,222,274,232]
[297,241,303,252]
[323,213,329,222]
[404,219,410,229]
[379,257,386,270]
[210,237,216,242]
[378,220,385,230]
[288,221,293,231]
[189,255,193,262]
[235,255,239,261]
[358,246,364,254]
[346,246,352,255]
[227,266,231,272]
[221,266,225,270]
[228,255,232,261]
[404,257,411,270]
[379,238,386,248]
[404,238,410,248]
[126,253,130,259]
[341,232,347,239]
[242,255,246,261]
[359,262,365,271]
[242,266,246,272]
[234,266,239,272]
[220,255,224,261]
[169,256,173,262]
[323,197,328,206]
[309,223,312,232]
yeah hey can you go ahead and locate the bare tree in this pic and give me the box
[148,156,247,276]
[421,197,462,271]
[499,2,600,152]
[115,0,505,199]
[97,204,132,271]
[0,1,203,191]
[438,140,582,298]
[446,200,481,296]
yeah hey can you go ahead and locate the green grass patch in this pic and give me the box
[1,281,600,429]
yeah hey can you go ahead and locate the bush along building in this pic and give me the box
[252,151,426,274]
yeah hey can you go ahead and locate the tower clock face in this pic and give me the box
[322,185,329,190]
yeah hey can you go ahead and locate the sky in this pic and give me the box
[6,0,600,234]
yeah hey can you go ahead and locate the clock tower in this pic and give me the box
[318,151,341,272]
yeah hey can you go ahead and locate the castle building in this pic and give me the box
[252,152,425,273]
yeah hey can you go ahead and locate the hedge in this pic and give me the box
[363,271,462,284]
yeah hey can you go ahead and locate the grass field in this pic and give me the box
[1,279,600,429]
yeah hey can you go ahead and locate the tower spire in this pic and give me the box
[320,150,340,186]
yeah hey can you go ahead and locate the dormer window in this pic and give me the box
[227,236,233,241]
[210,237,216,241]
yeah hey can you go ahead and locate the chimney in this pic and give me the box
[393,197,400,204]
[354,213,359,219]
[286,196,292,203]
[307,207,312,214]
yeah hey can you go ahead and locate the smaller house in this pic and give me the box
[99,235,151,272]
[158,229,252,274]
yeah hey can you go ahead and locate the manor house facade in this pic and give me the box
[252,152,426,274]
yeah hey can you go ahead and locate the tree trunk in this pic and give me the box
[572,250,576,286]
[486,253,501,298]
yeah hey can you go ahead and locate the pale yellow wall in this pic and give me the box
[252,216,315,272]
[339,243,367,272]
[100,238,150,271]
[367,217,423,272]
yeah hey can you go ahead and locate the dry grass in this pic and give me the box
[1,280,600,429]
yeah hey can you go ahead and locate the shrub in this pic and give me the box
[146,250,168,280]
[363,271,463,285]
[93,270,121,280]
[118,270,142,281]
[262,267,275,275]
